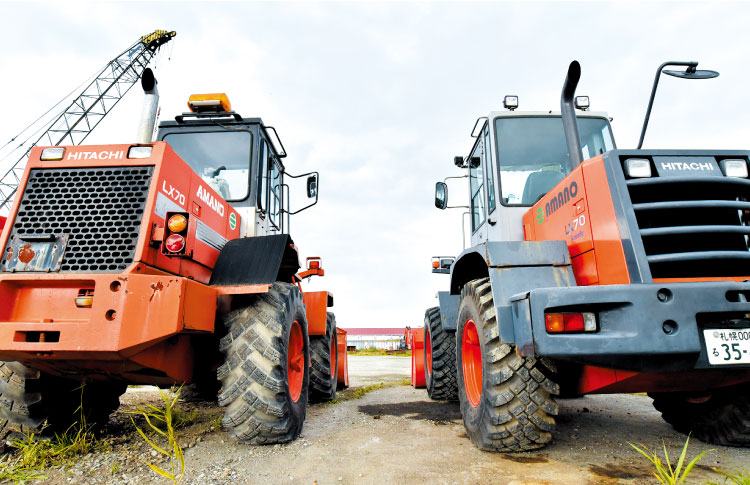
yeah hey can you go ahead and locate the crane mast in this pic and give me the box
[0,29,176,213]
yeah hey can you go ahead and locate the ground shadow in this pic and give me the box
[358,400,461,424]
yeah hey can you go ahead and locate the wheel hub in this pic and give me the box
[462,319,482,408]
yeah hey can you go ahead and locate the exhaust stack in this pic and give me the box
[136,68,159,143]
[561,61,584,168]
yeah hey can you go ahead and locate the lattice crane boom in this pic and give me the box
[0,29,176,213]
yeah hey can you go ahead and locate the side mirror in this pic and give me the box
[306,174,318,198]
[435,182,448,210]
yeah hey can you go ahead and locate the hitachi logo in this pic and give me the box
[196,185,225,216]
[660,161,713,171]
[66,150,125,161]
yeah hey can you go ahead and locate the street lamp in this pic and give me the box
[637,61,719,149]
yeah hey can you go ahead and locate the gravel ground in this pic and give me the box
[14,356,750,484]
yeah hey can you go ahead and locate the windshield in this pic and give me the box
[494,116,614,205]
[163,131,252,201]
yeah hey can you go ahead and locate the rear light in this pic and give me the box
[75,289,94,308]
[40,147,65,161]
[168,214,188,233]
[309,260,320,270]
[165,234,186,253]
[545,312,597,333]
[162,211,189,256]
[624,158,652,178]
[720,159,749,178]
[128,146,153,159]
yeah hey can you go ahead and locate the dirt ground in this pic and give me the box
[31,355,750,484]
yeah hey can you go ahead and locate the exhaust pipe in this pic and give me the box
[136,68,159,143]
[561,61,584,168]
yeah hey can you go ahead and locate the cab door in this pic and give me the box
[255,136,286,237]
[469,123,497,246]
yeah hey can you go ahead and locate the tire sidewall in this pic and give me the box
[456,292,487,439]
[423,315,434,393]
[328,314,338,392]
[285,289,310,426]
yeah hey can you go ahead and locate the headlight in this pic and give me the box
[128,146,153,159]
[624,158,652,178]
[719,159,749,178]
[40,147,65,161]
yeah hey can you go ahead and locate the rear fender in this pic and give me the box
[209,234,300,286]
[451,241,575,350]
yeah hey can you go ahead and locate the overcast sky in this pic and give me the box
[2,1,750,329]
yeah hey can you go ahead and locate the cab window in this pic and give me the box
[268,158,283,229]
[258,139,268,210]
[163,131,252,201]
[469,143,486,232]
[483,126,496,213]
[494,116,614,205]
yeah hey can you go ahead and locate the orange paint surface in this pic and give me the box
[522,156,630,286]
[336,328,349,388]
[303,291,329,336]
[410,327,426,388]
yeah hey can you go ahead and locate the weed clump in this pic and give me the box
[629,436,710,484]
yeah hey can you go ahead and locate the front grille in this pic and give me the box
[2,166,153,273]
[625,161,750,279]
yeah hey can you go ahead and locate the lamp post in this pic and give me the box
[637,61,719,149]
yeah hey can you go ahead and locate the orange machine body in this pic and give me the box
[0,142,324,384]
[522,153,750,393]
[522,155,630,287]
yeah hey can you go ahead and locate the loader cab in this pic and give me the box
[157,94,318,238]
[458,111,615,246]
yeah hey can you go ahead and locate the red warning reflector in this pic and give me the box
[165,234,186,253]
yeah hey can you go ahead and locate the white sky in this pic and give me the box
[2,1,750,329]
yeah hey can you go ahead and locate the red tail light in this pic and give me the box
[165,234,186,253]
[545,312,596,333]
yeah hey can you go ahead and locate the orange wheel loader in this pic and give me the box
[0,82,348,444]
[427,60,750,452]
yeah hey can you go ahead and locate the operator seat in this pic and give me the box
[521,170,564,204]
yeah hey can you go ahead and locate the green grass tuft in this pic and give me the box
[629,436,711,484]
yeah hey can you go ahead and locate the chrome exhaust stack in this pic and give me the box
[136,68,159,143]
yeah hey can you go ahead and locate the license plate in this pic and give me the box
[704,329,750,365]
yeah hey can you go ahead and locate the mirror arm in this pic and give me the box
[444,175,468,183]
[637,61,698,149]
[284,170,319,215]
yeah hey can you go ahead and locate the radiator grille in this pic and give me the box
[624,161,750,279]
[3,166,153,273]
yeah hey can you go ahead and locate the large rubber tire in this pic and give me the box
[309,312,338,403]
[217,282,310,444]
[424,307,458,400]
[456,278,559,452]
[649,383,750,447]
[0,361,125,438]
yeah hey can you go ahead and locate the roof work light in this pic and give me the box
[503,95,519,111]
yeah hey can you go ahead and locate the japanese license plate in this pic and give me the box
[704,329,750,365]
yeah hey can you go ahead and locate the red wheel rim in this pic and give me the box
[287,320,305,402]
[462,319,482,408]
[425,328,432,378]
[330,333,337,379]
